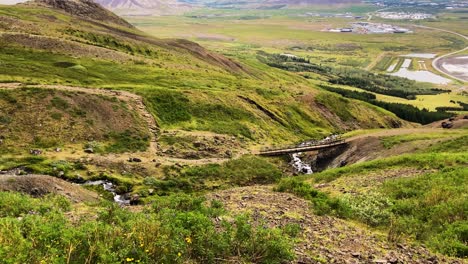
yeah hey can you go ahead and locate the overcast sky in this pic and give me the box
[0,0,27,4]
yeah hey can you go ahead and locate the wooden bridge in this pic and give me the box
[258,138,347,156]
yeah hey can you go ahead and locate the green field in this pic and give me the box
[125,7,467,111]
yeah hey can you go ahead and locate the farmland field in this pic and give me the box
[126,6,467,111]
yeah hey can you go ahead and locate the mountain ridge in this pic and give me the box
[22,0,134,27]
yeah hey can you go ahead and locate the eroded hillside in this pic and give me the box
[0,0,408,149]
[1,1,467,263]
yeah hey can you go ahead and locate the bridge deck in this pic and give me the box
[258,140,347,156]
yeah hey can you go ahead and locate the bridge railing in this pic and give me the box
[259,137,345,153]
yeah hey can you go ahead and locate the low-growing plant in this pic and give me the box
[0,192,297,263]
[274,178,350,217]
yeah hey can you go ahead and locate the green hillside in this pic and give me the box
[0,0,467,263]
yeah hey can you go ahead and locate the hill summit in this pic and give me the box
[24,0,133,27]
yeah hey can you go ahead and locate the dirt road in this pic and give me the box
[411,25,467,83]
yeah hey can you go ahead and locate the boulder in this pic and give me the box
[130,194,140,205]
[84,148,94,154]
[30,149,43,155]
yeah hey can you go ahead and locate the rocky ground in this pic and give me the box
[0,174,99,203]
[208,186,466,264]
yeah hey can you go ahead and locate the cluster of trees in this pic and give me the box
[257,52,331,75]
[258,52,446,101]
[319,85,376,101]
[329,69,447,99]
[320,86,453,124]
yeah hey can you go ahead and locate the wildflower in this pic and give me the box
[145,249,149,253]
[178,252,181,257]
[140,243,144,247]
[126,257,134,262]
[185,237,192,244]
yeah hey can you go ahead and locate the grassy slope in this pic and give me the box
[0,88,149,154]
[0,3,406,148]
[126,8,468,111]
[276,130,468,258]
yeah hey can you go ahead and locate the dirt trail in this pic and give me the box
[411,25,468,83]
[325,128,462,168]
[365,52,386,71]
[0,83,241,166]
[346,128,446,141]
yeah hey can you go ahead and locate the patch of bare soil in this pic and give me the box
[329,136,385,168]
[0,33,135,63]
[0,174,99,203]
[425,115,468,129]
[208,186,464,264]
[159,130,247,160]
[164,39,249,74]
[315,168,435,195]
[328,129,451,168]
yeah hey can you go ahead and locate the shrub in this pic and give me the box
[341,192,393,227]
[0,192,297,263]
[274,178,350,217]
[104,130,150,153]
[147,156,283,194]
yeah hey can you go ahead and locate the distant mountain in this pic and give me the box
[93,0,362,15]
[200,0,362,8]
[270,0,361,4]
[94,0,193,15]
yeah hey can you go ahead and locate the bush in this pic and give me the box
[274,178,350,217]
[0,192,297,263]
[104,130,150,153]
[341,192,393,227]
[147,156,283,194]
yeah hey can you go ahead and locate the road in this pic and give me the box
[365,12,467,83]
[412,25,468,83]
[365,10,467,83]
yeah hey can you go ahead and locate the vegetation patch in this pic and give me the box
[0,193,297,263]
[320,85,454,124]
[104,130,150,153]
[144,156,282,195]
[274,178,350,217]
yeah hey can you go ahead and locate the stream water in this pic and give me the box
[291,153,313,174]
[83,180,130,205]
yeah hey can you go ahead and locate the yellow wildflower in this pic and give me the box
[185,237,192,244]
[126,257,134,262]
[178,252,182,257]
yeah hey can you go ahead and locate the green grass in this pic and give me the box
[313,152,467,183]
[0,88,150,153]
[274,135,468,257]
[144,155,282,195]
[0,192,297,263]
[104,130,150,153]
[380,131,466,149]
[274,178,350,217]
